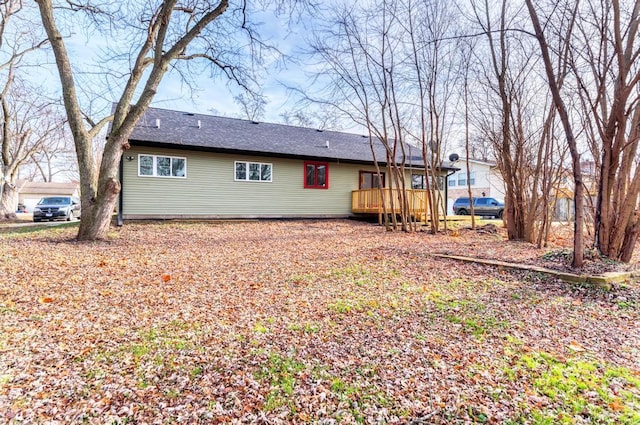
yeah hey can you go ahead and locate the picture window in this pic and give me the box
[138,154,186,178]
[235,161,272,182]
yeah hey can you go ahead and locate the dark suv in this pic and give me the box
[453,197,504,218]
[33,196,81,222]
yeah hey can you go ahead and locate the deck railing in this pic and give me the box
[351,188,430,217]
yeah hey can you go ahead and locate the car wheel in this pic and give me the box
[33,218,41,223]
[498,210,504,219]
[67,211,74,221]
[458,209,468,215]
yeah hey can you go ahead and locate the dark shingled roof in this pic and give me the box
[129,107,456,170]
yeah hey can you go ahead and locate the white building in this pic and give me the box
[17,180,80,213]
[446,158,505,215]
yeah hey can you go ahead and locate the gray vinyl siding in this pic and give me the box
[122,147,385,218]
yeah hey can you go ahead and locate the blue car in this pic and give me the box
[453,197,504,218]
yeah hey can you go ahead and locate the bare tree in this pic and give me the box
[302,0,464,231]
[279,108,343,130]
[466,136,493,162]
[0,76,66,218]
[279,110,315,128]
[0,0,58,219]
[234,91,266,121]
[522,0,640,264]
[402,0,459,233]
[36,0,306,240]
[306,0,416,231]
[525,0,584,265]
[468,0,567,251]
[26,128,77,183]
[470,0,522,239]
[459,39,476,229]
[570,0,640,262]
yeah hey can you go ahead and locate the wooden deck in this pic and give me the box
[352,189,481,225]
[351,189,430,217]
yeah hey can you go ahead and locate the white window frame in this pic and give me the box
[138,154,187,178]
[457,173,467,186]
[234,161,273,182]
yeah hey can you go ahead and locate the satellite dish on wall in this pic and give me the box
[448,153,459,162]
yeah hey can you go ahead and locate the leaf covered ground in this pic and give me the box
[1,220,639,424]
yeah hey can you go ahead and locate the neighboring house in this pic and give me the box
[445,157,598,222]
[17,180,80,213]
[120,107,457,222]
[446,158,505,215]
[554,161,598,221]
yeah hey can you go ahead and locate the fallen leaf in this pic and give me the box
[0,219,635,422]
[298,413,309,421]
[568,340,585,352]
[608,400,624,411]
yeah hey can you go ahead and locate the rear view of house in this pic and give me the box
[120,108,456,222]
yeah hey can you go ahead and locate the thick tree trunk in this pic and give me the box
[585,1,640,263]
[37,0,231,241]
[595,106,640,261]
[76,135,124,240]
[76,178,120,240]
[0,182,18,220]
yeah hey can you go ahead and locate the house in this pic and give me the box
[17,180,80,213]
[445,158,505,214]
[119,107,457,222]
[553,161,598,221]
[445,157,598,222]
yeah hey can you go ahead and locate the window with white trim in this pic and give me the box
[138,154,186,178]
[457,173,467,186]
[235,161,272,182]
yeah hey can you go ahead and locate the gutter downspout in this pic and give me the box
[445,168,457,215]
[117,156,124,227]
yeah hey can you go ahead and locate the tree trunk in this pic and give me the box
[485,0,519,240]
[76,179,120,240]
[621,215,640,262]
[76,133,125,240]
[525,0,584,267]
[0,182,17,220]
[37,0,232,240]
